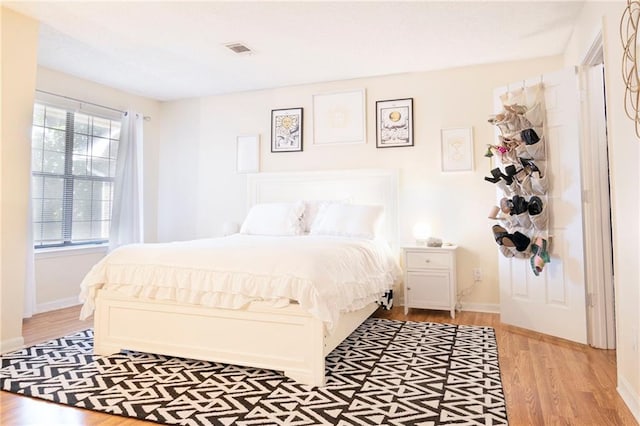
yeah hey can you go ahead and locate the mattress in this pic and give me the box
[79,234,401,329]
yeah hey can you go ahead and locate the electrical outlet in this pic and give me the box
[473,268,482,281]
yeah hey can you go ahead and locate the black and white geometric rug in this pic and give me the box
[1,318,508,425]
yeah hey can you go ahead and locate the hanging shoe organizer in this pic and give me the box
[485,83,551,275]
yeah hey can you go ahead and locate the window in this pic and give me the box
[31,103,121,248]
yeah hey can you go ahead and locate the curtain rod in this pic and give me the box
[35,89,151,121]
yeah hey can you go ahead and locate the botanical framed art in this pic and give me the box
[376,98,413,148]
[441,127,474,172]
[313,89,366,145]
[236,135,259,173]
[271,107,303,152]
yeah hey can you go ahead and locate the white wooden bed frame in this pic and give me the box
[92,169,399,387]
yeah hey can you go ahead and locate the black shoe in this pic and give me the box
[521,128,540,145]
[511,231,531,252]
[485,167,504,184]
[512,195,529,215]
[528,196,544,215]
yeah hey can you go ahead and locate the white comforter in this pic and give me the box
[79,235,401,329]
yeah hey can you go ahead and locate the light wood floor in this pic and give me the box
[1,305,637,425]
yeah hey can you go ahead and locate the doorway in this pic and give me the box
[579,33,616,350]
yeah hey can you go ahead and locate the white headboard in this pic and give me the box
[247,169,399,248]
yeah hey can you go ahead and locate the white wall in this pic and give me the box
[34,247,107,313]
[564,2,640,421]
[158,55,563,310]
[156,99,202,242]
[0,7,38,352]
[31,68,162,312]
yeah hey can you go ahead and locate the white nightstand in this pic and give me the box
[402,245,458,318]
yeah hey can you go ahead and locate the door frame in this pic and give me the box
[578,32,616,349]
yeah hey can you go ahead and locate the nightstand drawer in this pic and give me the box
[406,251,451,270]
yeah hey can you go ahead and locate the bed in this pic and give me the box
[79,168,400,387]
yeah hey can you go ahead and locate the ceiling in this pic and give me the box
[5,1,586,102]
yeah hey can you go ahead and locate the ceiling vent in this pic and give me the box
[225,42,253,55]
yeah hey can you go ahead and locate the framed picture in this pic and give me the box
[236,135,259,173]
[441,127,474,172]
[271,107,303,152]
[376,98,413,148]
[313,89,366,145]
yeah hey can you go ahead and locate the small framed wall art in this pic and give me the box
[271,107,303,152]
[441,127,474,172]
[313,89,366,145]
[376,98,413,148]
[236,135,259,173]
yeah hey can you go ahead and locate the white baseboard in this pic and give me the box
[1,336,25,354]
[618,375,640,423]
[36,296,81,314]
[459,302,500,314]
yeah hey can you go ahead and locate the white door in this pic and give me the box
[497,68,588,344]
[580,64,616,349]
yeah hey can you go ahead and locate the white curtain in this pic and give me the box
[109,110,144,251]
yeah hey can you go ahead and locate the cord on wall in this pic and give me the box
[456,270,482,311]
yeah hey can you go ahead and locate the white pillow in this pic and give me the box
[309,203,384,239]
[302,200,343,233]
[240,201,305,236]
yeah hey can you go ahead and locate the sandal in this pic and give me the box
[492,225,514,247]
[530,237,550,275]
[520,158,543,177]
[488,113,506,125]
[537,237,550,260]
[500,197,514,215]
[484,167,503,184]
[504,164,519,177]
[499,245,515,258]
[505,104,528,115]
[485,167,514,185]
[530,253,545,276]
